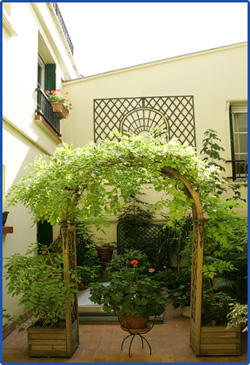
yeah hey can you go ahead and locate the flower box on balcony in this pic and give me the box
[51,103,69,119]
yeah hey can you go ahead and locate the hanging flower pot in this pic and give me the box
[51,103,69,119]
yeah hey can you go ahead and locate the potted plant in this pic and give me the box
[95,240,116,263]
[89,259,170,330]
[3,242,79,357]
[45,89,72,119]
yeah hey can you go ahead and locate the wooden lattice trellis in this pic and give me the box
[94,96,196,146]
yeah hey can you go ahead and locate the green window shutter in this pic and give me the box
[45,64,56,91]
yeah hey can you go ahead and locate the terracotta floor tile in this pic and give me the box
[2,304,248,363]
[161,355,176,362]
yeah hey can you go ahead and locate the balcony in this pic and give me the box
[52,3,74,55]
[36,87,62,139]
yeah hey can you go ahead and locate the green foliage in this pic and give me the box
[77,265,101,285]
[108,249,150,275]
[200,129,226,171]
[6,134,218,229]
[76,225,98,267]
[227,303,248,332]
[204,216,247,303]
[166,267,192,309]
[200,128,247,201]
[3,243,78,329]
[201,287,234,326]
[89,259,170,317]
[162,215,192,274]
[197,129,248,298]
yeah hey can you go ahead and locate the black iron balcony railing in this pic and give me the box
[52,3,74,55]
[36,87,61,137]
[226,159,248,181]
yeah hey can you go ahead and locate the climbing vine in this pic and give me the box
[7,132,241,248]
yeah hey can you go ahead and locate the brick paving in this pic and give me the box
[2,305,248,363]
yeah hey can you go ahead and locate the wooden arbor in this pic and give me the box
[60,166,204,357]
[8,136,212,357]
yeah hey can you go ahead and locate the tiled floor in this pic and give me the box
[2,305,248,363]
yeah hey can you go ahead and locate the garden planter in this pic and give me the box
[51,103,69,119]
[96,247,113,262]
[120,313,149,331]
[199,326,241,356]
[27,320,78,357]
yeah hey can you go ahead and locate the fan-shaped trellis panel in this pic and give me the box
[94,96,196,145]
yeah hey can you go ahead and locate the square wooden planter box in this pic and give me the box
[51,103,69,119]
[27,320,78,357]
[200,326,241,356]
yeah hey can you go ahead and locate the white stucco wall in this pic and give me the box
[61,43,247,244]
[2,2,80,325]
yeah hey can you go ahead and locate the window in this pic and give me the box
[37,55,45,90]
[229,102,248,180]
[36,54,61,137]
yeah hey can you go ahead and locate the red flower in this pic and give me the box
[149,268,155,273]
[130,260,138,265]
[163,265,167,269]
[45,90,50,94]
[189,231,192,234]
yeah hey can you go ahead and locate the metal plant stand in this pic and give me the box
[118,315,156,357]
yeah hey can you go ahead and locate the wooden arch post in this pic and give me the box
[161,166,204,355]
[61,205,79,357]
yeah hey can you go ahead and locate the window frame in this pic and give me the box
[229,102,248,181]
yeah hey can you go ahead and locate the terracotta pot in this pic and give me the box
[120,312,149,330]
[96,247,113,262]
[51,103,69,119]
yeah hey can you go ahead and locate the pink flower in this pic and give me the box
[149,268,155,273]
[163,266,167,269]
